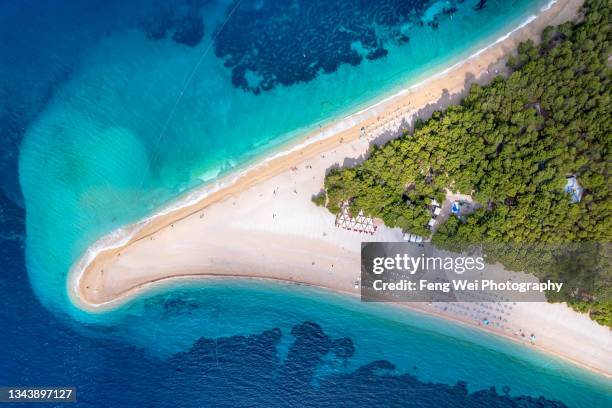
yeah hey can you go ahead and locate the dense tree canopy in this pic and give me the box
[322,0,611,326]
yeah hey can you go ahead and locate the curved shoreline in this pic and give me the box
[66,0,555,294]
[64,0,612,378]
[69,0,577,308]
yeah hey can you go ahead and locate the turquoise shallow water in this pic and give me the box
[77,280,612,406]
[6,0,612,405]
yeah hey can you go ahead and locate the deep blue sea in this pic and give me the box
[1,0,611,407]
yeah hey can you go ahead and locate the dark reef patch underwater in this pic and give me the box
[137,0,210,47]
[214,0,468,94]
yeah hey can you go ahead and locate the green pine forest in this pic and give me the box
[319,0,611,326]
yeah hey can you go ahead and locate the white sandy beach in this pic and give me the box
[68,0,612,377]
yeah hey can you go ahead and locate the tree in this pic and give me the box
[320,0,612,326]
